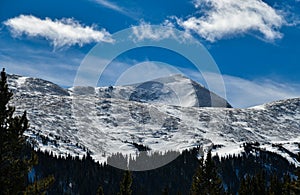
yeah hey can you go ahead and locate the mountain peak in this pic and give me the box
[93,74,231,108]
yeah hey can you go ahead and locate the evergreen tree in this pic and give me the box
[253,171,266,195]
[162,186,169,195]
[25,175,55,194]
[118,170,132,195]
[203,151,222,194]
[282,173,292,195]
[0,68,31,194]
[239,172,268,195]
[238,175,253,195]
[96,185,104,195]
[190,150,222,195]
[291,146,300,194]
[190,157,205,195]
[0,68,54,194]
[268,174,282,195]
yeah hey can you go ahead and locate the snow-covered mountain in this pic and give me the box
[8,74,300,169]
[70,74,232,108]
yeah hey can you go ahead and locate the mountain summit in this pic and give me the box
[71,74,232,108]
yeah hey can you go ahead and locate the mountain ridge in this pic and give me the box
[7,74,300,168]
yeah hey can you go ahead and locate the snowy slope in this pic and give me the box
[8,74,300,168]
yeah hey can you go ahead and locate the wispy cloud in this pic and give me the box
[190,72,300,108]
[93,0,136,19]
[131,21,192,42]
[5,58,78,87]
[116,61,181,86]
[93,0,124,12]
[223,75,300,108]
[131,21,176,41]
[4,15,114,48]
[0,39,83,87]
[176,0,285,42]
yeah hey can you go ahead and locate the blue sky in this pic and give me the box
[0,0,300,108]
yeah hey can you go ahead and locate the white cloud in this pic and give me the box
[131,22,175,41]
[4,15,114,48]
[177,0,285,42]
[131,21,191,42]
